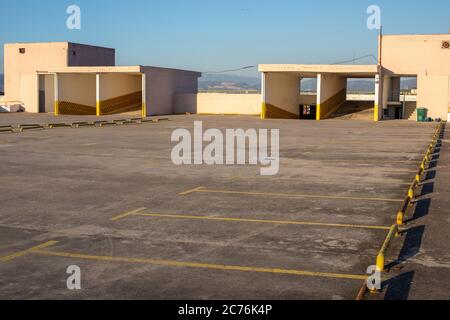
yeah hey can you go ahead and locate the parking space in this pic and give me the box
[0,115,437,299]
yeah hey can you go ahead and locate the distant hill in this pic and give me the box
[348,79,375,92]
[199,74,417,93]
[401,78,417,90]
[301,79,376,93]
[0,72,415,96]
[199,74,261,91]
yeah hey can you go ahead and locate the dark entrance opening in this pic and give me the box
[38,75,46,113]
[395,107,403,120]
[300,104,317,120]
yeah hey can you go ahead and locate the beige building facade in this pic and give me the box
[260,34,450,122]
[2,35,449,121]
[2,42,200,116]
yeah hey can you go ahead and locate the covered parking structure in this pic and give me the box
[259,64,381,121]
[37,66,201,117]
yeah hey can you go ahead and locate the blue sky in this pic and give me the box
[0,0,449,77]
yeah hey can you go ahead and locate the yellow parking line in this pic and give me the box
[34,249,367,281]
[131,212,391,231]
[228,175,414,186]
[319,159,416,163]
[178,186,206,196]
[110,208,147,221]
[0,241,59,262]
[181,187,403,203]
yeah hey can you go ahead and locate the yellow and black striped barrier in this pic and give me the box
[376,224,399,272]
[397,122,444,226]
[362,121,446,299]
[374,122,445,277]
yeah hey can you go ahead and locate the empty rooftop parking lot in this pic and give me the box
[0,115,443,299]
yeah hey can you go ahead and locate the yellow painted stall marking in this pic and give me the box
[127,212,391,231]
[180,187,403,203]
[110,208,147,221]
[0,241,59,262]
[34,249,367,281]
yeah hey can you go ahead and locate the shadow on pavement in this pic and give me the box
[383,271,415,300]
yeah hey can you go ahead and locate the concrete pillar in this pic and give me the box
[96,73,101,116]
[374,74,382,121]
[316,74,347,120]
[54,73,59,116]
[141,73,147,118]
[261,72,300,119]
[261,72,266,119]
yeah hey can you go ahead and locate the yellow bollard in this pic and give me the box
[397,211,404,225]
[421,161,426,171]
[376,253,385,272]
[408,188,415,199]
[415,174,421,184]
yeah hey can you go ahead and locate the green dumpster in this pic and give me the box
[417,108,428,122]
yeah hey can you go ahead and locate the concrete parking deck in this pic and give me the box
[0,115,441,299]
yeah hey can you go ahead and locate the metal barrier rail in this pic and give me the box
[376,224,399,272]
[397,122,444,226]
[374,122,445,276]
[357,122,445,299]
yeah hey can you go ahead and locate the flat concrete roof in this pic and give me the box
[382,33,450,39]
[41,66,201,76]
[259,64,379,78]
[47,66,142,74]
[4,42,115,51]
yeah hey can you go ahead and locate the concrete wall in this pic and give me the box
[174,94,197,114]
[99,74,141,101]
[19,74,39,113]
[4,43,69,101]
[4,42,116,113]
[143,67,200,116]
[381,35,450,76]
[59,74,96,107]
[317,74,347,119]
[173,71,200,114]
[197,93,314,116]
[417,75,450,119]
[263,72,300,119]
[68,43,115,67]
[299,93,316,105]
[381,34,450,120]
[197,93,261,115]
